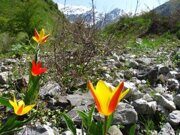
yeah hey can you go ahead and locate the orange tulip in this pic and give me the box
[88,80,129,116]
[31,60,47,76]
[9,96,35,116]
[32,28,49,44]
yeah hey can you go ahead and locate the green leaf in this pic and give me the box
[89,121,103,135]
[0,115,35,135]
[129,124,136,135]
[24,71,40,105]
[88,105,95,126]
[0,97,12,108]
[0,128,22,135]
[61,113,76,135]
[106,113,113,131]
[77,111,88,127]
[0,115,17,133]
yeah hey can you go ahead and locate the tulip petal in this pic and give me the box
[18,100,25,107]
[40,29,45,38]
[96,80,113,111]
[118,89,130,101]
[40,68,47,74]
[42,34,49,43]
[96,80,113,94]
[87,81,102,113]
[108,82,124,115]
[31,60,47,76]
[21,104,35,115]
[34,29,39,39]
[17,105,24,115]
[32,37,39,43]
[9,100,17,112]
[37,61,42,69]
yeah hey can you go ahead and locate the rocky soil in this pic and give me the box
[0,46,179,135]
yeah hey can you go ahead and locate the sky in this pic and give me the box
[53,0,169,13]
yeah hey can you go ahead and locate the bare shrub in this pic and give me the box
[44,15,100,92]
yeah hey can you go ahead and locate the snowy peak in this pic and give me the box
[57,4,91,15]
[57,4,123,27]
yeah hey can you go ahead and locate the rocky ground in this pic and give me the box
[0,46,179,135]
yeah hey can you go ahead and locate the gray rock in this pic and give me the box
[167,79,179,91]
[137,67,158,85]
[113,103,138,125]
[157,74,167,84]
[14,77,27,91]
[67,105,87,125]
[174,94,180,109]
[142,94,153,102]
[168,110,180,126]
[137,57,152,65]
[108,125,123,135]
[147,67,159,85]
[114,62,123,68]
[124,82,136,91]
[0,65,9,72]
[175,72,180,80]
[132,99,157,114]
[158,64,170,75]
[167,71,178,79]
[66,92,93,107]
[158,123,175,135]
[112,52,120,61]
[0,71,9,84]
[154,84,166,93]
[16,124,59,135]
[141,80,146,84]
[4,59,17,65]
[154,93,176,110]
[56,96,70,108]
[124,81,143,100]
[124,70,134,80]
[115,72,124,79]
[150,130,158,135]
[119,56,125,62]
[127,60,139,69]
[40,81,62,98]
[62,129,86,135]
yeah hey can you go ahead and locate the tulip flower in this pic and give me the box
[9,96,35,116]
[88,80,129,116]
[31,60,47,76]
[32,28,49,44]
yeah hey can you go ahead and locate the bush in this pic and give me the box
[0,32,15,53]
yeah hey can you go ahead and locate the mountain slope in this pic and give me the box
[62,7,123,28]
[103,0,180,38]
[153,0,180,16]
[0,0,65,36]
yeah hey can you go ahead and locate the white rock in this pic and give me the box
[168,110,180,126]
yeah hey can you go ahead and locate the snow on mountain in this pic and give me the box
[56,3,123,28]
[57,3,91,15]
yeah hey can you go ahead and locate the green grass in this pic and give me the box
[0,0,65,54]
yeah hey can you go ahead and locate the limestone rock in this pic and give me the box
[40,81,62,98]
[113,103,138,125]
[158,123,175,135]
[132,99,157,114]
[168,110,180,126]
[154,93,176,111]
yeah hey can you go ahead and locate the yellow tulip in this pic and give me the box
[32,28,49,44]
[9,96,35,116]
[88,80,129,116]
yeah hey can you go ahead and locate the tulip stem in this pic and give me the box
[35,44,40,62]
[104,116,108,135]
